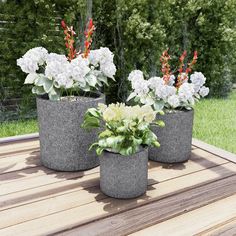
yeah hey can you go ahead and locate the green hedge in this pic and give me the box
[0,0,236,120]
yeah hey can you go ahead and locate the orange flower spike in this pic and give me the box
[83,18,95,58]
[61,20,77,61]
[178,50,187,74]
[160,49,171,84]
[186,51,198,74]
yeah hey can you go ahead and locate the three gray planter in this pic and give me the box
[37,93,105,171]
[99,148,148,199]
[149,109,194,163]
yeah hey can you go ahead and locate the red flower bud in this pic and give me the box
[89,19,93,29]
[61,20,66,29]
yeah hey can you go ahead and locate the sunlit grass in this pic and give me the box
[0,119,38,138]
[0,92,236,155]
[193,91,236,154]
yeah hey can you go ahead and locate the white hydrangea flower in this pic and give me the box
[199,86,209,97]
[168,75,176,86]
[17,47,48,73]
[71,56,90,84]
[190,72,206,93]
[148,76,163,90]
[54,73,73,89]
[167,95,180,108]
[98,47,114,65]
[26,47,48,65]
[46,53,68,63]
[100,62,116,79]
[178,83,195,103]
[17,57,39,74]
[45,60,66,80]
[155,85,176,100]
[128,70,144,82]
[89,47,116,79]
[132,78,149,96]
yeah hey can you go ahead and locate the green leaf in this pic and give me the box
[99,129,113,138]
[153,120,165,127]
[153,101,165,112]
[127,92,136,101]
[35,75,53,93]
[82,116,100,129]
[89,142,99,151]
[86,74,97,87]
[98,75,109,86]
[25,73,38,84]
[87,108,100,118]
[32,86,45,95]
[96,147,104,156]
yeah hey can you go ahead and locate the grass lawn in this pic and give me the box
[193,91,236,154]
[0,119,38,138]
[0,92,236,154]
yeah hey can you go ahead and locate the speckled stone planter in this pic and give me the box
[149,109,194,163]
[99,148,148,199]
[36,93,105,171]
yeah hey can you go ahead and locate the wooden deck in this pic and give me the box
[1,136,236,236]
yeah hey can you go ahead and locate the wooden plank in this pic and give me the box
[192,138,236,163]
[129,195,236,236]
[0,140,39,158]
[59,175,236,236]
[0,167,99,197]
[0,166,54,184]
[1,163,236,234]
[0,151,40,174]
[0,151,227,208]
[0,147,228,192]
[199,217,236,236]
[0,148,39,159]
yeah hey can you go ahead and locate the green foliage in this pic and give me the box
[1,0,236,120]
[94,0,236,99]
[0,0,86,119]
[82,104,162,156]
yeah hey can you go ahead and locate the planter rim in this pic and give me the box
[37,92,105,104]
[163,108,194,115]
[101,146,148,157]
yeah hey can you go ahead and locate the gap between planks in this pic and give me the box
[129,195,236,236]
[0,162,236,234]
[58,175,236,236]
[0,149,228,206]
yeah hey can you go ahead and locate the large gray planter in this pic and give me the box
[99,148,148,199]
[36,93,105,171]
[149,109,194,163]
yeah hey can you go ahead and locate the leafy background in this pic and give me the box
[0,0,236,121]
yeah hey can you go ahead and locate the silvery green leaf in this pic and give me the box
[48,86,60,100]
[48,93,60,101]
[127,92,136,101]
[81,85,91,92]
[35,75,53,93]
[25,73,38,84]
[98,76,108,86]
[32,86,45,95]
[153,101,165,112]
[86,74,97,87]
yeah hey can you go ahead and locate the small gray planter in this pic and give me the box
[149,109,194,163]
[36,93,105,171]
[99,148,148,199]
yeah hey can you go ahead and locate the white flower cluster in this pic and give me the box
[17,47,48,74]
[99,103,156,123]
[127,70,209,110]
[17,47,116,100]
